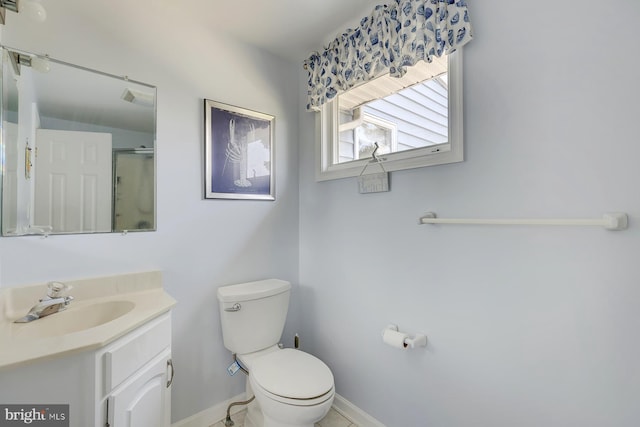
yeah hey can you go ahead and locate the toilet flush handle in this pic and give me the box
[225,303,242,312]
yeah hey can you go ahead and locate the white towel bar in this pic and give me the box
[419,212,628,231]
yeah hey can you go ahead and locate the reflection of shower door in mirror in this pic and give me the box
[113,150,155,231]
[34,129,112,233]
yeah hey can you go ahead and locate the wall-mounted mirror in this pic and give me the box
[0,46,156,236]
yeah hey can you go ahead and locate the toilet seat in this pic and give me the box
[251,378,335,407]
[250,348,334,403]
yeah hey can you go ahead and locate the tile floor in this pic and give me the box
[210,407,357,427]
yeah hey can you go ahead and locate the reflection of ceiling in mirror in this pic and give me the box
[3,48,156,134]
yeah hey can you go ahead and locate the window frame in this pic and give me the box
[315,49,464,181]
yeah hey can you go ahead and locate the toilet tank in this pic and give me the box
[217,279,291,355]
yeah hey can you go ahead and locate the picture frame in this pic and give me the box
[204,99,275,200]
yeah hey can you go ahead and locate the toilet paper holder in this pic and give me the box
[382,324,427,349]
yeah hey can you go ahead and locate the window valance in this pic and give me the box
[304,0,473,111]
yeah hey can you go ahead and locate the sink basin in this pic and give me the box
[12,300,135,338]
[0,271,177,369]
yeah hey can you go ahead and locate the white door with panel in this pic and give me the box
[34,128,112,232]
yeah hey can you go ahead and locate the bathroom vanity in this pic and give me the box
[0,271,176,427]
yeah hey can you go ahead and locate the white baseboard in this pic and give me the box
[332,394,386,427]
[171,393,385,427]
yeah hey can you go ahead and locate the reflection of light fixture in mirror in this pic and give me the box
[20,0,45,21]
[8,51,50,75]
[0,0,17,24]
[121,88,155,107]
[0,0,47,25]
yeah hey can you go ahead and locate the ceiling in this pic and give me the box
[18,0,381,63]
[181,0,379,62]
[5,0,381,63]
[1,1,383,133]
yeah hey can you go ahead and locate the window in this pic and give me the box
[316,50,464,181]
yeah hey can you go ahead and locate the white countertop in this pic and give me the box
[0,271,176,370]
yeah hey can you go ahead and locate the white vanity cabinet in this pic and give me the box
[0,312,173,427]
[97,312,173,426]
[0,271,176,426]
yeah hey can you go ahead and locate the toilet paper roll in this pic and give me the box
[382,328,409,349]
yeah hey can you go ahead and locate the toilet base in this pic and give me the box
[259,399,333,427]
[243,386,262,427]
[245,405,328,427]
[243,404,261,427]
[252,387,334,427]
[242,378,333,427]
[244,403,328,427]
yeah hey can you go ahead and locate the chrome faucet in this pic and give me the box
[14,281,74,323]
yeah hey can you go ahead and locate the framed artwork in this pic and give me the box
[204,99,275,200]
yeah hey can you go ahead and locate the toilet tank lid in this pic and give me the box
[217,279,291,302]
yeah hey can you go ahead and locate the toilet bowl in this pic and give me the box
[217,279,335,427]
[243,348,334,427]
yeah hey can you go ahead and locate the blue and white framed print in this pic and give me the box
[204,99,275,200]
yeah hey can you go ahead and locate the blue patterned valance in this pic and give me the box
[304,0,473,111]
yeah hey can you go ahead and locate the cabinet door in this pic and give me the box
[108,350,171,427]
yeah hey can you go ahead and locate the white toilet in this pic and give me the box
[217,279,335,427]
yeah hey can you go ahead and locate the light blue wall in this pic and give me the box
[0,1,299,422]
[1,1,639,426]
[298,2,640,426]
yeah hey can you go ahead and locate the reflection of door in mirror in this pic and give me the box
[2,122,19,234]
[34,129,112,233]
[113,150,155,232]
